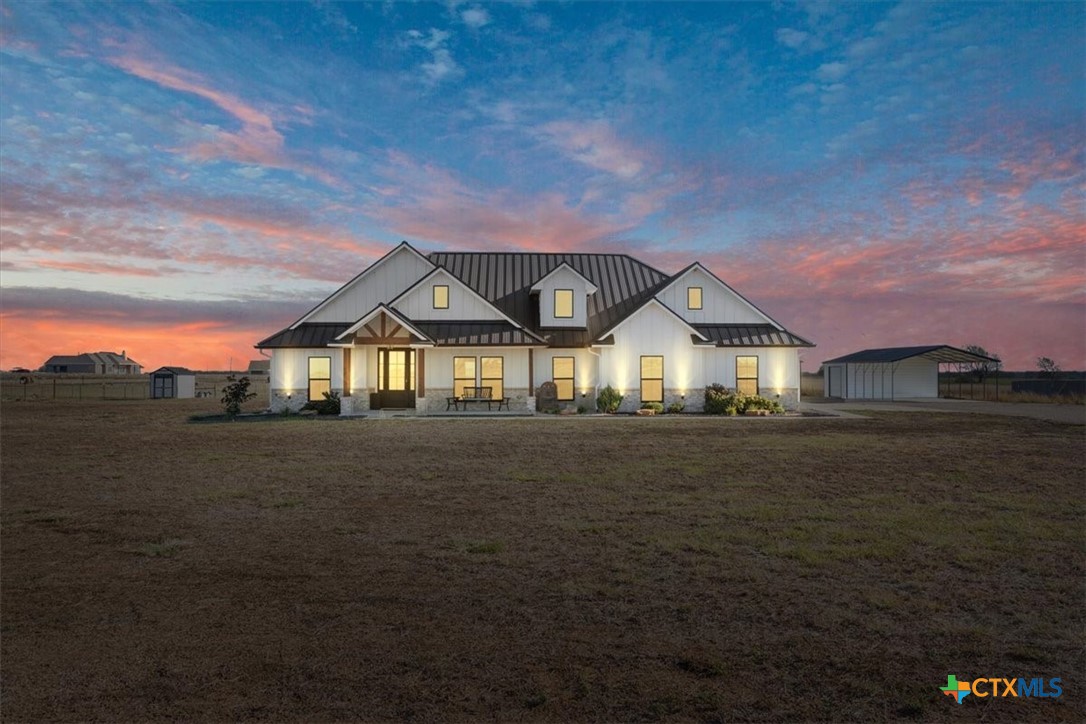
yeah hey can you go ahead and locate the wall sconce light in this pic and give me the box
[681,393,685,400]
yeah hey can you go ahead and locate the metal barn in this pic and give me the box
[821,346,997,400]
[150,367,196,399]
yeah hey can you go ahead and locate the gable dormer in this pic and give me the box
[389,267,509,322]
[655,263,780,327]
[530,262,598,329]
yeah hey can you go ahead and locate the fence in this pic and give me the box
[0,375,269,401]
[939,376,1084,402]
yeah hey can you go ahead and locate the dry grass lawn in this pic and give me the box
[2,399,1083,722]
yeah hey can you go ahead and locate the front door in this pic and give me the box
[377,348,415,408]
[153,373,173,398]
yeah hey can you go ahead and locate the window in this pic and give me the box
[687,286,703,310]
[552,356,575,401]
[640,356,663,403]
[481,356,503,399]
[736,356,758,395]
[433,284,449,309]
[554,289,574,318]
[453,356,476,397]
[308,356,331,401]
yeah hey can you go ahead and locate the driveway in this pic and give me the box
[803,399,1086,425]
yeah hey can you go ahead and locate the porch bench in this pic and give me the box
[446,386,510,411]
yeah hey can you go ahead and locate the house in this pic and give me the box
[256,242,814,414]
[149,367,196,399]
[41,351,142,375]
[821,345,997,400]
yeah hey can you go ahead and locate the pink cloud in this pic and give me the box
[536,120,649,180]
[367,151,640,251]
[106,53,338,186]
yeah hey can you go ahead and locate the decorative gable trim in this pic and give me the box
[655,262,783,330]
[529,262,599,294]
[332,303,434,345]
[290,241,434,329]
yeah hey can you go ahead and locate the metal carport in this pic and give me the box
[821,345,998,400]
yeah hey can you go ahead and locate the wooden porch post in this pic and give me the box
[343,348,352,396]
[528,348,535,392]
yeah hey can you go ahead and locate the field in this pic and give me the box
[2,399,1083,721]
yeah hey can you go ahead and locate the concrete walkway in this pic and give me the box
[803,399,1085,425]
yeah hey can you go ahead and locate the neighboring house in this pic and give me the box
[821,345,998,400]
[40,351,142,375]
[256,242,814,414]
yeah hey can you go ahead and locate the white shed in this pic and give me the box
[150,366,197,399]
[822,346,997,400]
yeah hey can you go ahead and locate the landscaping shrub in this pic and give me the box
[221,376,257,419]
[640,402,664,413]
[704,384,784,415]
[667,401,685,414]
[302,390,341,415]
[596,385,623,413]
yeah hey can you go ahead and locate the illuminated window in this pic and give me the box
[308,356,331,401]
[554,289,574,319]
[640,356,663,403]
[687,287,703,310]
[552,356,575,401]
[481,356,503,399]
[736,356,758,395]
[453,356,476,398]
[433,285,449,309]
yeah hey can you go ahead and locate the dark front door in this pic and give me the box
[377,348,415,409]
[153,374,174,398]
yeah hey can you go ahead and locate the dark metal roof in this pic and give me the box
[696,324,814,347]
[44,354,93,366]
[823,345,997,365]
[257,323,350,348]
[150,366,196,375]
[413,321,543,346]
[427,252,671,342]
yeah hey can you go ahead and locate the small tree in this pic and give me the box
[965,345,1001,382]
[1037,357,1061,379]
[221,376,257,419]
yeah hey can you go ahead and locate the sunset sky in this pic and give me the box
[2,1,1083,372]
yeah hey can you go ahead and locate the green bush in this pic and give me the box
[302,390,341,415]
[221,376,257,419]
[667,402,685,414]
[640,401,664,413]
[704,384,784,415]
[577,405,588,414]
[597,385,623,413]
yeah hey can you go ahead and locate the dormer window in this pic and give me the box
[554,289,574,319]
[433,285,449,309]
[687,287,703,310]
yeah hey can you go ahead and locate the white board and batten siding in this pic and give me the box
[303,245,434,324]
[534,265,593,329]
[656,266,771,325]
[271,348,344,395]
[534,348,599,394]
[424,347,532,389]
[392,269,507,322]
[704,347,800,394]
[598,301,706,395]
